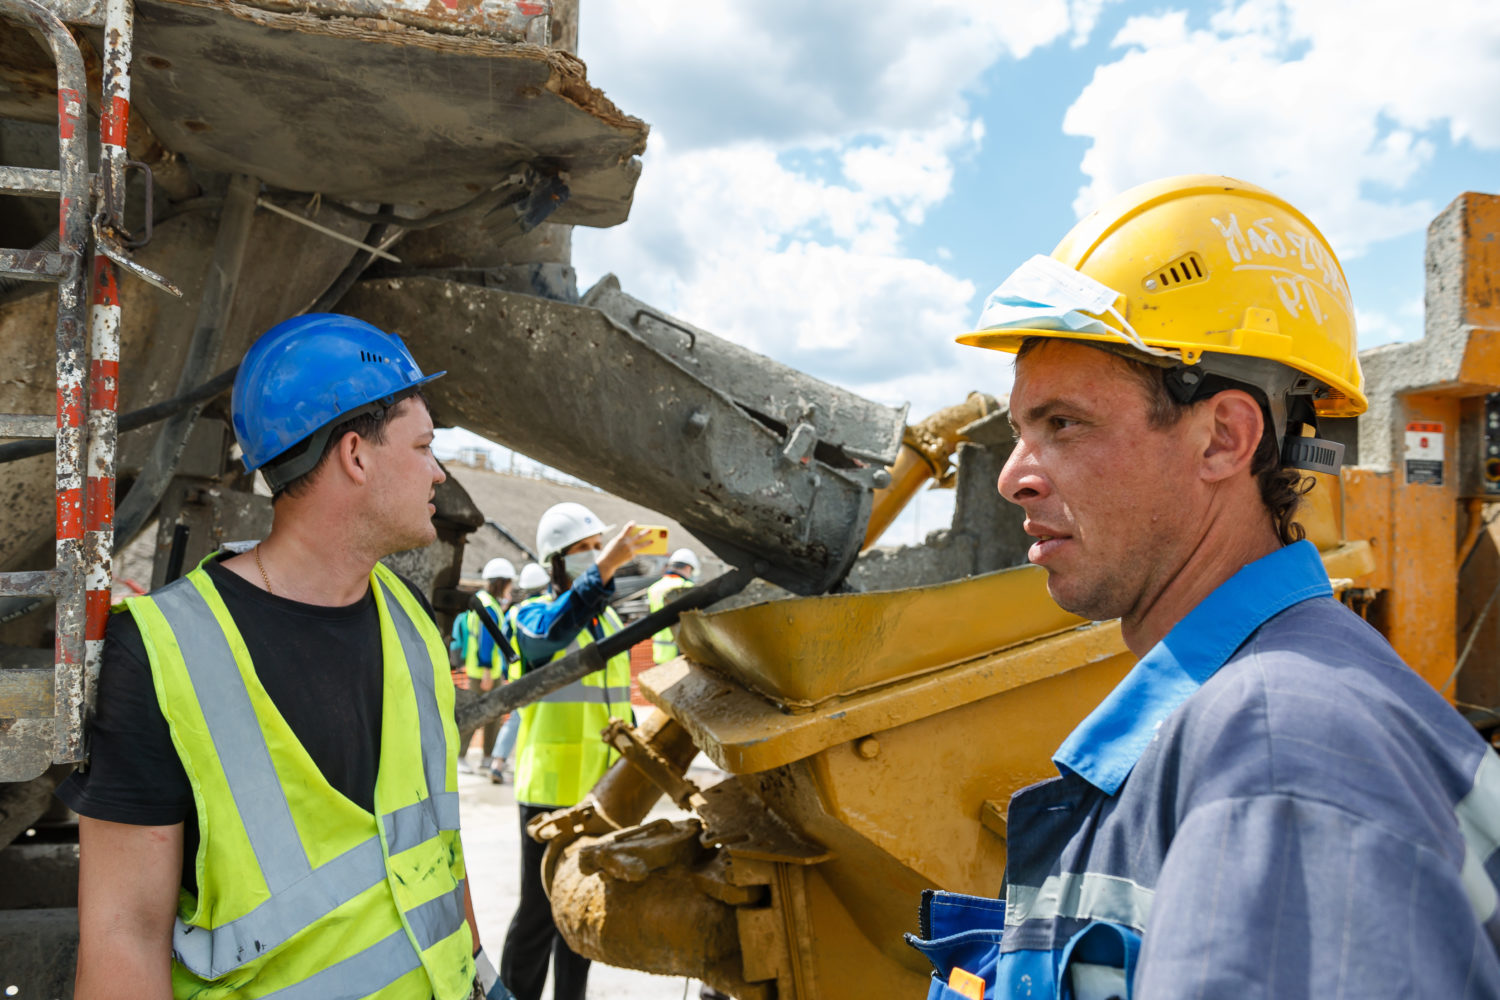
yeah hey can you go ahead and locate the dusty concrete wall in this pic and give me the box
[1357,195,1489,470]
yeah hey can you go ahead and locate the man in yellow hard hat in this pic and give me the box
[906,176,1500,998]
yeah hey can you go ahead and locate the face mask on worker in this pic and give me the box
[977,254,1179,361]
[562,550,597,579]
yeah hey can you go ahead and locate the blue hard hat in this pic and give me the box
[232,313,444,489]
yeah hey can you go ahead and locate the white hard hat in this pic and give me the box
[668,548,700,571]
[518,562,550,590]
[536,502,612,564]
[482,557,516,581]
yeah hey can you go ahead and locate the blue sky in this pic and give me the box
[440,0,1500,545]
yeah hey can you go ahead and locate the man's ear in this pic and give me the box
[1200,389,1263,484]
[333,431,369,487]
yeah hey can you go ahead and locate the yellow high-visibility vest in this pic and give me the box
[125,560,473,1000]
[646,573,693,663]
[464,590,506,679]
[507,596,632,807]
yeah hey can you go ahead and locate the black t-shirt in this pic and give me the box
[56,554,435,894]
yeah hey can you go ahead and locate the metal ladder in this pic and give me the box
[0,0,135,771]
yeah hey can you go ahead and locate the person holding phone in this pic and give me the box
[497,502,653,1000]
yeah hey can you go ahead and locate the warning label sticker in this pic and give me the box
[1405,421,1445,485]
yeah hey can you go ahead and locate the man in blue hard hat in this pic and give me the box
[62,314,505,999]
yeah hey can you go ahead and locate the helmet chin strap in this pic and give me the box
[1162,354,1346,475]
[260,389,416,492]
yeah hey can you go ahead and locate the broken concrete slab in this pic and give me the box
[129,0,647,224]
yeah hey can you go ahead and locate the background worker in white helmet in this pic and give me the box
[498,502,654,1000]
[455,557,515,775]
[483,564,552,785]
[907,176,1500,998]
[514,561,551,601]
[647,547,700,662]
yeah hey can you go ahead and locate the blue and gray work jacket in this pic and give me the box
[908,540,1500,999]
[513,563,616,668]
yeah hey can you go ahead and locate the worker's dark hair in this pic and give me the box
[1016,339,1310,545]
[271,390,429,501]
[548,552,571,594]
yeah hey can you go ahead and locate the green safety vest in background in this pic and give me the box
[125,560,474,1000]
[464,590,506,679]
[507,595,632,807]
[646,573,693,663]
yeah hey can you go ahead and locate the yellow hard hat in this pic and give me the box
[959,175,1366,417]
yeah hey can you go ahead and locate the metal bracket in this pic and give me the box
[780,422,817,465]
[119,160,154,248]
[631,307,698,350]
[93,219,182,296]
[603,720,830,866]
[604,719,706,812]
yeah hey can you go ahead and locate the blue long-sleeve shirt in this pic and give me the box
[513,564,616,669]
[472,602,512,670]
[909,540,1500,999]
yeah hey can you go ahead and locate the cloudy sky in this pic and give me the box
[442,0,1500,544]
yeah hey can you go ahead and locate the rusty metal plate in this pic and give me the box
[129,0,646,224]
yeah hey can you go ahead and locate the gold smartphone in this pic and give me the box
[637,524,670,556]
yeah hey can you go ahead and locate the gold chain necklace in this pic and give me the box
[254,544,274,595]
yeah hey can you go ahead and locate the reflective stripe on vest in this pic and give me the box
[135,564,471,998]
[647,575,692,663]
[532,677,633,704]
[510,602,632,807]
[260,929,422,1000]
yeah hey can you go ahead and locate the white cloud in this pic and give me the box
[577,134,983,411]
[840,118,985,226]
[582,0,1084,150]
[1067,0,1127,46]
[575,0,1116,416]
[1061,0,1500,260]
[1355,297,1423,348]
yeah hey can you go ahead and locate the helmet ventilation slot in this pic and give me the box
[360,350,390,363]
[1145,253,1206,291]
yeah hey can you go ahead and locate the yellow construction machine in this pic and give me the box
[2,0,1500,992]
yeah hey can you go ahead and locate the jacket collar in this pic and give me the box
[1052,539,1332,795]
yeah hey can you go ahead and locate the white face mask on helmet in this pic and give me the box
[977,255,1181,362]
